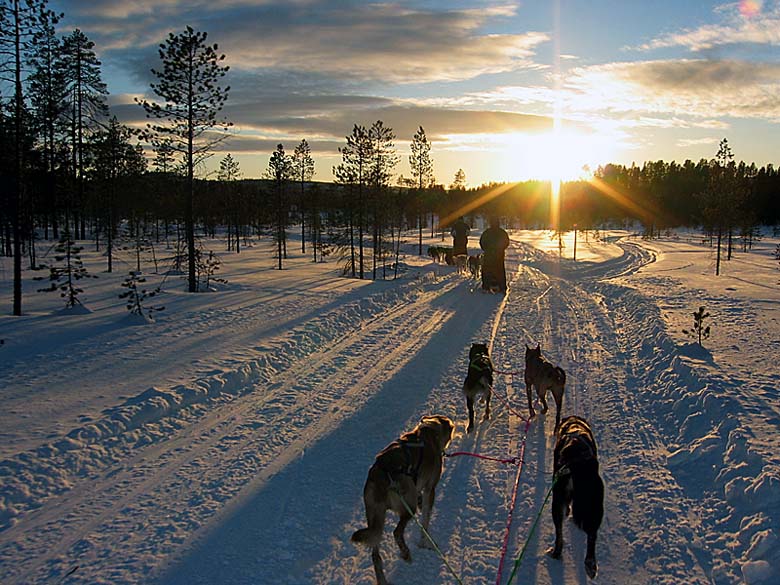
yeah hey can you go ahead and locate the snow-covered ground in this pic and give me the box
[1,226,778,585]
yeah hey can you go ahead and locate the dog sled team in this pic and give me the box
[353,342,604,584]
[427,216,509,293]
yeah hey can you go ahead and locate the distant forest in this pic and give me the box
[2,0,779,315]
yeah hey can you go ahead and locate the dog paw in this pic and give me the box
[398,546,412,563]
[584,558,597,579]
[546,547,562,559]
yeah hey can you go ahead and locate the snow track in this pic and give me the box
[2,235,777,584]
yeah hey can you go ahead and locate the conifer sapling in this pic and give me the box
[683,306,711,346]
[120,271,164,319]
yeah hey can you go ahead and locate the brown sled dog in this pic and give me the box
[463,343,493,433]
[547,415,604,579]
[351,415,456,585]
[524,343,566,429]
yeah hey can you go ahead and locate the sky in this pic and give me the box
[49,0,780,186]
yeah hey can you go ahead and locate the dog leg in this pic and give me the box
[553,391,563,430]
[525,378,536,418]
[547,481,567,559]
[539,387,549,414]
[371,546,388,585]
[483,390,491,421]
[394,508,413,563]
[466,396,475,433]
[584,533,598,579]
[417,486,436,550]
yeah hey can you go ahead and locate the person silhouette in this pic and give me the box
[479,216,509,292]
[451,216,469,256]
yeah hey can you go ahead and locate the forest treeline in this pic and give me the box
[2,1,778,315]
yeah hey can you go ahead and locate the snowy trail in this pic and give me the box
[2,234,778,584]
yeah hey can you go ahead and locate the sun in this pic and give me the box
[496,128,607,183]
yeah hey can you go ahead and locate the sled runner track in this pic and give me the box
[0,280,462,584]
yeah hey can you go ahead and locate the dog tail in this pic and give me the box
[571,466,604,534]
[351,526,382,547]
[351,475,386,547]
[554,366,566,385]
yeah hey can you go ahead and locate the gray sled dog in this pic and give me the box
[351,415,455,585]
[524,343,566,429]
[463,343,493,433]
[547,415,604,579]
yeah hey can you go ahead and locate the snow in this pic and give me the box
[1,227,779,584]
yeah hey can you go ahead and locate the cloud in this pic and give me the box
[562,59,780,120]
[636,1,780,50]
[677,137,720,147]
[62,1,549,84]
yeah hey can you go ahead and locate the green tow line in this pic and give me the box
[390,484,465,585]
[504,470,566,585]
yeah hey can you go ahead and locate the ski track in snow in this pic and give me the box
[1,235,778,584]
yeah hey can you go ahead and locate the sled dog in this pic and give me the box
[547,415,604,579]
[454,253,468,274]
[524,343,565,429]
[463,343,493,433]
[351,415,456,585]
[467,254,482,279]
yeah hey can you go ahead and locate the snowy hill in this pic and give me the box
[1,229,778,585]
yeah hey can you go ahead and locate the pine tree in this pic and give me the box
[34,228,96,309]
[266,144,293,270]
[27,7,67,240]
[683,306,711,346]
[119,271,164,320]
[450,168,466,191]
[90,116,146,272]
[334,125,372,278]
[409,126,433,255]
[217,153,242,253]
[368,120,398,279]
[61,28,109,239]
[292,139,315,255]
[137,26,231,292]
[0,0,60,315]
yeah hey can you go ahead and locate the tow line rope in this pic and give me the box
[390,485,465,585]
[491,386,528,422]
[445,451,519,466]
[494,416,532,585]
[504,471,563,585]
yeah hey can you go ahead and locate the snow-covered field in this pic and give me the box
[1,226,778,585]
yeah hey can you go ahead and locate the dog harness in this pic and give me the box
[378,438,427,485]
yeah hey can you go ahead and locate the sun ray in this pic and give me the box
[587,175,657,224]
[439,182,517,228]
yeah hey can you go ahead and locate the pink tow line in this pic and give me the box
[495,416,532,585]
[492,387,528,422]
[446,451,519,466]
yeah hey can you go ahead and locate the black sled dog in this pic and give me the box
[463,343,493,433]
[524,343,566,429]
[547,415,604,579]
[351,415,455,585]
